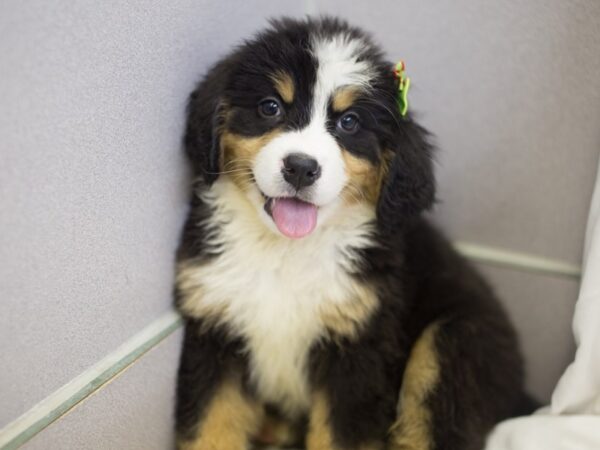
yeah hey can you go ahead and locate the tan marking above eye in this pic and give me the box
[332,87,362,112]
[271,71,295,104]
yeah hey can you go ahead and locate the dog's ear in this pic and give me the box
[377,118,436,233]
[184,63,230,185]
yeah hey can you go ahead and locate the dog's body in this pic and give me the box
[175,18,527,450]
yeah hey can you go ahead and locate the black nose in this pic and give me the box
[282,153,321,189]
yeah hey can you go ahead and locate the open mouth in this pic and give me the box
[263,195,318,239]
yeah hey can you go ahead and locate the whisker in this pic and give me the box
[223,158,256,166]
[204,168,255,176]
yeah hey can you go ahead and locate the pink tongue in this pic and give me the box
[271,198,318,238]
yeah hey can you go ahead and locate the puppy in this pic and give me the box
[174,17,528,450]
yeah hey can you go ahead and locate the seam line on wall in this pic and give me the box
[0,242,580,449]
[0,311,182,450]
[454,241,581,278]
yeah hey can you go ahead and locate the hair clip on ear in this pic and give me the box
[393,60,411,117]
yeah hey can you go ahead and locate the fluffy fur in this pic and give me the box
[174,17,530,450]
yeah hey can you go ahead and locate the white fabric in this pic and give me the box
[486,415,600,449]
[486,157,600,449]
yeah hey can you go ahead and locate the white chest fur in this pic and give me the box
[178,180,375,416]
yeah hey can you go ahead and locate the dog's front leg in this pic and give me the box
[306,391,385,450]
[175,320,262,450]
[306,341,396,450]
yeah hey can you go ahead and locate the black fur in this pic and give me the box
[377,118,436,233]
[175,16,529,450]
[184,60,229,185]
[175,320,245,440]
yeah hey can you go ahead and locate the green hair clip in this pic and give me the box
[393,60,411,117]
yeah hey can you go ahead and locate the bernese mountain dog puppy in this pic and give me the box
[174,17,528,450]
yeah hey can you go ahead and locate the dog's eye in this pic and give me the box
[258,98,282,118]
[337,112,360,133]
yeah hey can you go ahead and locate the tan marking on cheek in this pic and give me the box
[332,87,361,112]
[177,378,263,450]
[319,283,379,341]
[271,71,295,104]
[388,322,441,450]
[341,150,382,205]
[221,129,281,191]
[374,148,394,203]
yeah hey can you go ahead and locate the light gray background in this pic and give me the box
[1,0,598,448]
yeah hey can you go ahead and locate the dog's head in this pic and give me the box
[185,17,435,238]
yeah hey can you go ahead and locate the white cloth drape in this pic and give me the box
[486,157,600,449]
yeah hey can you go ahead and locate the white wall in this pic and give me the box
[1,1,598,448]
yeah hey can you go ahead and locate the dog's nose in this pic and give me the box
[282,153,321,189]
